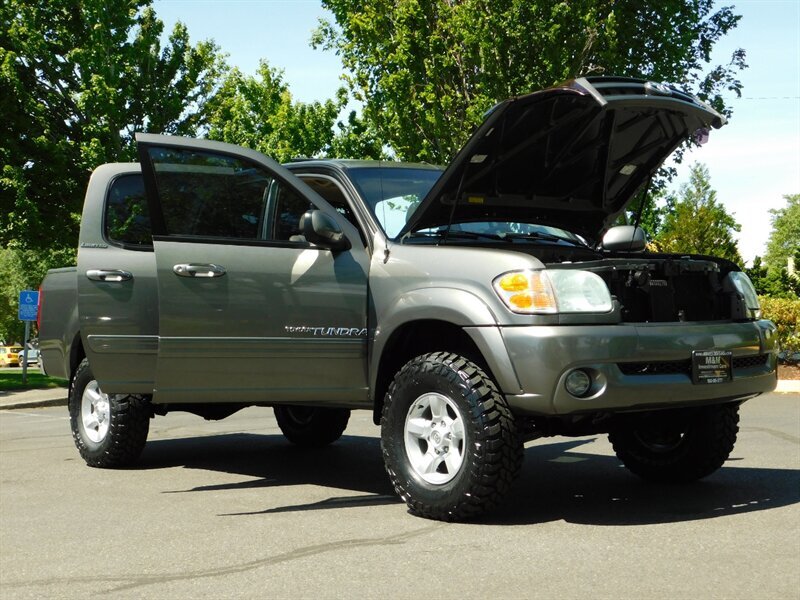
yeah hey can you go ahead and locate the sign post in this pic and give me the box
[18,290,39,385]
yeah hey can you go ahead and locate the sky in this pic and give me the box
[153,0,800,264]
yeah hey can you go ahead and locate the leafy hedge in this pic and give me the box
[760,296,800,361]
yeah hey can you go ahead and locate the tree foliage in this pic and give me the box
[653,163,742,264]
[746,254,800,299]
[1,0,225,256]
[747,195,800,299]
[764,194,800,274]
[758,296,800,358]
[328,110,386,160]
[206,62,342,162]
[1,1,227,341]
[206,61,385,161]
[315,0,746,162]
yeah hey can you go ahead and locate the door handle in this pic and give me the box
[173,263,227,278]
[86,269,133,282]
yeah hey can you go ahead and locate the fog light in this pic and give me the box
[565,369,591,397]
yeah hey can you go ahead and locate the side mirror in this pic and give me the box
[300,210,351,251]
[602,225,647,252]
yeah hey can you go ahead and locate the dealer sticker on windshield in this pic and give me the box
[692,350,733,385]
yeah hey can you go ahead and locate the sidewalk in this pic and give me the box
[775,379,800,394]
[0,387,68,410]
[1,380,798,411]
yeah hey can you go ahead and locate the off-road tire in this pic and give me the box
[609,403,740,482]
[381,352,523,522]
[273,405,350,447]
[69,358,151,468]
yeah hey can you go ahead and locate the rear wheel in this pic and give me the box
[273,405,350,447]
[609,403,739,482]
[381,352,522,521]
[69,358,151,468]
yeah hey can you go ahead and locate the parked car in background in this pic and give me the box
[0,346,23,367]
[20,347,39,366]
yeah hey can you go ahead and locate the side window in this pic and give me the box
[298,175,367,246]
[271,184,312,242]
[105,175,152,248]
[374,196,420,239]
[147,147,275,241]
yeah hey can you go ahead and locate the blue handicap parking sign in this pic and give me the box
[18,290,39,321]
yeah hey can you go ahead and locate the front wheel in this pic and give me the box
[381,352,522,521]
[69,358,151,468]
[609,403,740,482]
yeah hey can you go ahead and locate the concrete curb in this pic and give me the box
[775,380,800,394]
[0,396,67,410]
[0,390,68,411]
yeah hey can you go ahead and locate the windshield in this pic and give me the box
[346,166,586,245]
[346,167,442,238]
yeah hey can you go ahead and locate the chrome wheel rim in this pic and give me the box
[81,381,111,443]
[404,392,466,485]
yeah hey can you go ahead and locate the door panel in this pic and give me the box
[153,241,368,403]
[77,168,158,394]
[136,135,369,405]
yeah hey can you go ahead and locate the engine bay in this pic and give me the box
[543,253,737,323]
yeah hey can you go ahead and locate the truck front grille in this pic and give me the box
[618,354,769,377]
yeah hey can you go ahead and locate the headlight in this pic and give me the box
[493,269,613,314]
[725,272,761,319]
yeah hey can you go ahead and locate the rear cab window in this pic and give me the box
[104,174,152,249]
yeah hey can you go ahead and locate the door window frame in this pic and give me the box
[136,134,362,251]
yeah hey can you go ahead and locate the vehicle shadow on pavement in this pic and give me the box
[138,433,402,513]
[487,437,800,527]
[136,433,799,525]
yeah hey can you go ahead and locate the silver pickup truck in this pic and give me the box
[40,77,777,521]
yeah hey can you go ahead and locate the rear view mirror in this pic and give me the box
[300,210,351,251]
[602,225,647,252]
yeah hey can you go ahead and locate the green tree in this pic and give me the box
[205,62,386,161]
[745,255,769,295]
[1,0,225,256]
[654,163,742,264]
[622,184,670,243]
[314,0,746,163]
[764,194,800,275]
[328,110,386,160]
[206,62,344,162]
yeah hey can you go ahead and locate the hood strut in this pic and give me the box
[441,163,470,244]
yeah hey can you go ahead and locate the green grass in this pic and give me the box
[0,368,68,391]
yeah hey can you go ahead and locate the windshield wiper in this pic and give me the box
[404,229,585,246]
[403,229,508,242]
[436,230,507,242]
[503,231,586,247]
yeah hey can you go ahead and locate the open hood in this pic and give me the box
[399,76,726,241]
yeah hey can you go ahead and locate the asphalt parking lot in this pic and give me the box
[1,393,798,599]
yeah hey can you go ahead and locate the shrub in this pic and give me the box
[760,296,800,362]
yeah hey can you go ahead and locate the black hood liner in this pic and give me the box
[400,77,725,241]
